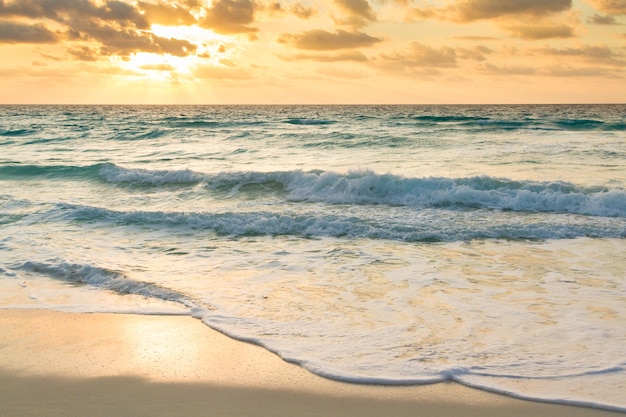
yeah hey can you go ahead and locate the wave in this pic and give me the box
[6,163,623,218]
[161,115,268,128]
[98,164,203,185]
[0,163,204,186]
[285,118,336,125]
[0,128,39,137]
[58,203,626,242]
[100,166,626,217]
[15,260,196,308]
[391,115,625,132]
[109,128,168,140]
[0,163,104,181]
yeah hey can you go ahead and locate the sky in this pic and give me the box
[0,0,625,104]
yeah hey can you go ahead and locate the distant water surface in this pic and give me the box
[1,104,625,411]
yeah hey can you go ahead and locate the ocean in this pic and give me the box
[1,104,625,411]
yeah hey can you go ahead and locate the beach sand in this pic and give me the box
[0,309,621,417]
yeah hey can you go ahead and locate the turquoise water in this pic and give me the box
[1,105,625,411]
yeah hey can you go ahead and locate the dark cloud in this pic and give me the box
[201,0,258,34]
[587,13,620,24]
[505,24,574,39]
[412,0,572,23]
[65,16,197,57]
[278,29,382,50]
[0,20,57,43]
[0,0,149,28]
[455,0,572,21]
[0,0,201,58]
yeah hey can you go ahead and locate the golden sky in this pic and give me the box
[0,0,625,103]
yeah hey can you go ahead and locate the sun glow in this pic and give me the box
[118,52,192,81]
[150,24,230,45]
[116,24,242,80]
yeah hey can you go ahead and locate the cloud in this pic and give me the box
[290,3,316,18]
[412,0,572,23]
[0,20,57,43]
[201,0,258,34]
[535,44,626,65]
[69,17,197,57]
[278,29,383,50]
[505,24,575,39]
[0,0,149,29]
[454,0,572,21]
[333,0,376,26]
[278,51,369,62]
[138,1,196,26]
[544,66,618,77]
[478,62,536,75]
[453,35,500,41]
[587,0,626,15]
[378,42,457,68]
[587,13,621,24]
[67,46,100,61]
[0,0,200,58]
[456,45,493,61]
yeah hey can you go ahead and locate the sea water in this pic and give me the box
[1,104,625,411]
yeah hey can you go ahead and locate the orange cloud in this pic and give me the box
[534,44,626,65]
[587,13,620,23]
[587,0,626,15]
[412,0,572,22]
[378,42,458,69]
[454,0,572,21]
[478,62,536,75]
[333,0,376,26]
[201,0,258,34]
[278,29,383,50]
[290,4,316,18]
[278,51,369,61]
[138,1,196,26]
[505,24,575,39]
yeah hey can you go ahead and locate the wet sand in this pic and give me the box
[0,309,621,417]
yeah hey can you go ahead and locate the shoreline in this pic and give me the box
[0,309,622,417]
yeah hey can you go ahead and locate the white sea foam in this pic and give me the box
[99,164,203,185]
[55,202,626,241]
[98,165,626,217]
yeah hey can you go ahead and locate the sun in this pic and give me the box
[120,24,238,81]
